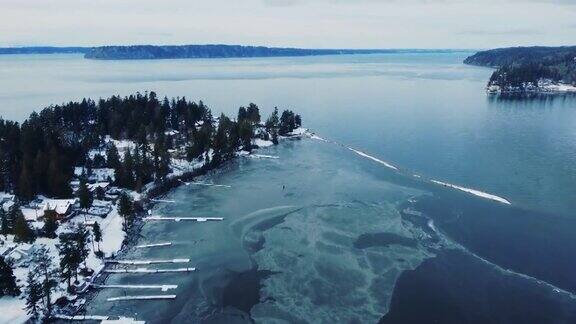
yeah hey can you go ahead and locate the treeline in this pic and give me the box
[0,92,302,200]
[464,46,576,90]
[84,44,402,60]
[464,46,576,67]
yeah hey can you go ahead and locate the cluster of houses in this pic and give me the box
[0,162,123,267]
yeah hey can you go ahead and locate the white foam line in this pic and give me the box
[54,315,109,321]
[104,267,196,274]
[347,147,399,170]
[309,134,328,142]
[106,259,189,265]
[136,242,172,249]
[150,199,177,203]
[307,130,510,206]
[93,284,178,291]
[450,239,576,300]
[189,182,231,188]
[144,216,224,222]
[249,154,280,159]
[107,295,176,302]
[53,315,145,323]
[431,180,511,205]
[178,179,190,186]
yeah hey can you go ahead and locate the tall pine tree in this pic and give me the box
[0,256,19,296]
[13,210,35,243]
[24,271,42,319]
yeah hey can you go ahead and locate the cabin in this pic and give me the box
[0,192,16,213]
[4,243,35,267]
[39,198,78,220]
[88,182,110,193]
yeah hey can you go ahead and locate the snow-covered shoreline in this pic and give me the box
[487,79,576,94]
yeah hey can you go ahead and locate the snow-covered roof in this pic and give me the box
[0,192,15,201]
[2,200,15,212]
[75,167,115,182]
[91,168,116,182]
[74,167,87,177]
[88,182,110,191]
[88,148,107,159]
[0,192,16,212]
[39,198,77,215]
[105,136,136,153]
[21,208,43,221]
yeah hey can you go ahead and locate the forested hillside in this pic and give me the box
[0,92,301,201]
[464,46,576,92]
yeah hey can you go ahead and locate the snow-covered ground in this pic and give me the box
[252,138,273,148]
[488,79,576,93]
[0,126,300,323]
[0,201,125,324]
[540,82,576,92]
[0,295,29,324]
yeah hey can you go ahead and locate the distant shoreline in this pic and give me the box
[0,45,470,60]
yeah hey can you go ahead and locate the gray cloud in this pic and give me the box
[459,29,543,36]
[0,0,574,48]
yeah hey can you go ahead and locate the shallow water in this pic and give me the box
[85,139,432,322]
[83,137,576,323]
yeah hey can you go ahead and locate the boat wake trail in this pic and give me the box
[307,130,511,205]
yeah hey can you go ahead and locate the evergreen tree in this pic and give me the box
[265,107,279,130]
[74,224,90,269]
[106,144,121,170]
[78,179,93,219]
[122,150,135,188]
[0,256,19,296]
[118,192,133,232]
[46,147,72,198]
[265,108,280,145]
[153,135,170,181]
[279,110,297,135]
[0,209,9,237]
[246,103,261,124]
[30,245,57,318]
[24,271,42,319]
[13,210,35,243]
[17,165,34,201]
[95,186,105,200]
[42,210,58,239]
[238,120,254,151]
[92,222,102,253]
[57,233,78,290]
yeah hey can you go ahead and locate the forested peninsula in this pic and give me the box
[0,92,304,322]
[464,46,576,93]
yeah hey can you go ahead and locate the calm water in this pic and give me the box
[3,53,576,323]
[2,53,576,216]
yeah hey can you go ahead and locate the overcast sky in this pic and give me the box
[1,0,574,49]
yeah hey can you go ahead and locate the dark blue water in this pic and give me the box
[2,53,575,216]
[3,53,576,323]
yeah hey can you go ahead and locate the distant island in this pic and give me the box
[464,46,576,93]
[85,45,394,60]
[0,44,462,60]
